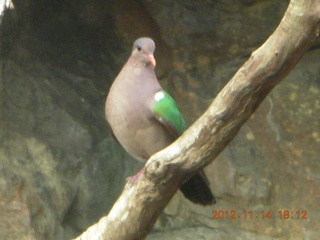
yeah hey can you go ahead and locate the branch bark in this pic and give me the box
[74,0,320,239]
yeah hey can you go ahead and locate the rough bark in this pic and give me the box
[74,0,320,239]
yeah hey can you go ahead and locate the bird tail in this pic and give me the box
[180,171,216,205]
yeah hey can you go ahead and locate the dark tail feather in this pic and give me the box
[180,172,216,205]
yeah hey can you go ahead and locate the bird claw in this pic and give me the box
[126,168,145,185]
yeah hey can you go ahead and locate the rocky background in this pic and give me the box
[0,0,319,239]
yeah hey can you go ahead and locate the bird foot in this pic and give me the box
[126,168,145,185]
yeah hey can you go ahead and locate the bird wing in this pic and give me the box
[152,90,187,139]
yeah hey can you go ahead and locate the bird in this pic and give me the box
[105,37,215,205]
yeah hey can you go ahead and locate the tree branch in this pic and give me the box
[74,0,320,239]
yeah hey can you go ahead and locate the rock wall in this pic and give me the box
[0,0,319,239]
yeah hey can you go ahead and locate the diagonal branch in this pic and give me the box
[74,0,320,240]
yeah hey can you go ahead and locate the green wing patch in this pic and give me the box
[153,90,187,137]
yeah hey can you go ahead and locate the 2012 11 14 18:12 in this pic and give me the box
[212,210,308,219]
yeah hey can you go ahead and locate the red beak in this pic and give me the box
[148,54,156,67]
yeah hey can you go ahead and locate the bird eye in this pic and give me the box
[137,45,142,52]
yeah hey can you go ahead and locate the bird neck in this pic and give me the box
[114,61,161,101]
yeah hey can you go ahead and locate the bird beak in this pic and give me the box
[148,54,156,67]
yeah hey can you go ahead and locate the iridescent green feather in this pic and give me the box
[152,90,187,137]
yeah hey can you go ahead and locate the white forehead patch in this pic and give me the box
[154,91,165,102]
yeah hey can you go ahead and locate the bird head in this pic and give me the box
[131,37,156,68]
